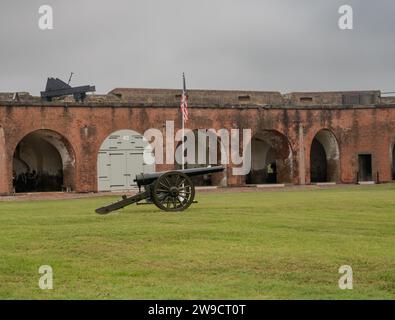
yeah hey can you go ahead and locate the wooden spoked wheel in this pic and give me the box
[152,171,195,212]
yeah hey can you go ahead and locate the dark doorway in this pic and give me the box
[248,131,292,185]
[310,138,327,182]
[392,145,395,180]
[13,130,75,193]
[309,130,340,183]
[358,154,373,182]
[266,162,277,184]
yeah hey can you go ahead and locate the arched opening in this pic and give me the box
[97,129,155,191]
[175,129,227,186]
[247,130,293,184]
[310,129,340,183]
[13,130,75,193]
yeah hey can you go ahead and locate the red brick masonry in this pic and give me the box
[1,89,394,194]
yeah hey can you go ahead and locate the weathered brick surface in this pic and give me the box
[0,89,394,194]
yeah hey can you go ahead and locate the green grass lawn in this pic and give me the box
[0,185,394,300]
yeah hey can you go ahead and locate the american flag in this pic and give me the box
[180,73,189,122]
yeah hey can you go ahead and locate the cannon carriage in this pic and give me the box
[95,166,224,214]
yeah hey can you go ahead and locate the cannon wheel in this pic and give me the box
[152,171,195,212]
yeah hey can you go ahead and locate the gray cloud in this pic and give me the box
[0,0,394,95]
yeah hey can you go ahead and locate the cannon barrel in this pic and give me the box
[134,166,225,187]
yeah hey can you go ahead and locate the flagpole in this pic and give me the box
[182,109,185,171]
[181,73,185,170]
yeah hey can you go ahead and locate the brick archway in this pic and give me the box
[97,129,155,191]
[12,129,76,192]
[247,130,293,184]
[175,128,228,187]
[310,129,340,183]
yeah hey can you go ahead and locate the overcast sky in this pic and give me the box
[0,0,394,95]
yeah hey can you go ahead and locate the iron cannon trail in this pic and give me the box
[95,166,225,214]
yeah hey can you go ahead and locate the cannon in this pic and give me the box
[95,166,225,214]
[41,77,95,102]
